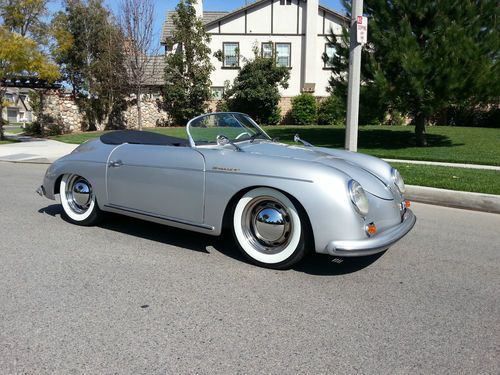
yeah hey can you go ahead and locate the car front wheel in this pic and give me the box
[232,187,309,269]
[60,174,103,226]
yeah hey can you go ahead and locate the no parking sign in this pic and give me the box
[356,16,368,45]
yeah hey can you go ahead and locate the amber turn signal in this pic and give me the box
[366,222,377,236]
[405,200,411,208]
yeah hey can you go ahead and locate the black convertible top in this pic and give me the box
[100,130,189,147]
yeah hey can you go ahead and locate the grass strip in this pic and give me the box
[390,162,500,195]
[0,139,19,145]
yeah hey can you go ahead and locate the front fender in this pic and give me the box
[42,157,108,209]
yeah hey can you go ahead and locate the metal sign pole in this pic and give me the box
[345,0,364,152]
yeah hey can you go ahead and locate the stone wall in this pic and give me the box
[124,94,169,128]
[42,90,323,132]
[43,90,83,133]
[43,90,169,132]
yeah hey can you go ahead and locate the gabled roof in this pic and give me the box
[201,0,348,29]
[126,55,166,86]
[161,10,228,44]
[161,1,348,44]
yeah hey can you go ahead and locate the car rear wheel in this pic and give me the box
[60,174,103,226]
[232,187,309,269]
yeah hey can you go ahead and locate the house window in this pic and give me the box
[223,42,239,68]
[5,93,13,102]
[211,87,224,100]
[324,44,336,68]
[280,0,292,5]
[275,43,291,67]
[261,42,273,58]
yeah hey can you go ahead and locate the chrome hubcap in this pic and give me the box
[242,197,293,254]
[65,175,93,214]
[73,181,91,207]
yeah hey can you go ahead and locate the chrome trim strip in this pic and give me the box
[325,209,416,256]
[115,163,203,173]
[103,203,214,231]
[206,170,313,183]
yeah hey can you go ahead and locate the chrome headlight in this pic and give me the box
[348,180,369,216]
[391,168,406,194]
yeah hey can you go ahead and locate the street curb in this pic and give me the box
[405,185,500,214]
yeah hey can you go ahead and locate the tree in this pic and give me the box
[163,0,213,125]
[52,0,127,131]
[119,0,160,130]
[0,0,49,41]
[327,0,500,146]
[223,46,290,124]
[0,28,59,139]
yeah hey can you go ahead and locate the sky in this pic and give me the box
[49,0,345,49]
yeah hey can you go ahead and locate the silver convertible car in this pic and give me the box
[37,112,416,269]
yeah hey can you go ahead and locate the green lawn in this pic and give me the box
[4,127,24,134]
[0,139,19,145]
[52,125,500,166]
[264,125,500,166]
[390,162,500,195]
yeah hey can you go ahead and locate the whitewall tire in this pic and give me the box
[60,174,103,226]
[232,187,309,269]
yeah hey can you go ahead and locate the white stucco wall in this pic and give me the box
[203,0,345,98]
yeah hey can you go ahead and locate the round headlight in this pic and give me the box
[348,180,369,216]
[391,168,406,194]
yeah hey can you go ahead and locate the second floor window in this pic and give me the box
[276,43,291,68]
[223,42,239,68]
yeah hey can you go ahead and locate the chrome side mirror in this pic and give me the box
[294,134,313,147]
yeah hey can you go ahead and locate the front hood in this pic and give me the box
[240,141,392,199]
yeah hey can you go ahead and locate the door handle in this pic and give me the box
[109,160,123,168]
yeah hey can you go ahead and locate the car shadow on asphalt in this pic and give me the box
[38,204,383,276]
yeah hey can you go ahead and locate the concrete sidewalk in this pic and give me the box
[383,158,500,171]
[1,135,499,213]
[0,136,77,163]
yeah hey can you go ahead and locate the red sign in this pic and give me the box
[357,16,363,24]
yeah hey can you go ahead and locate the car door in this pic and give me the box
[106,143,205,224]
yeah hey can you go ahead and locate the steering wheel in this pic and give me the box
[216,134,229,145]
[235,131,251,140]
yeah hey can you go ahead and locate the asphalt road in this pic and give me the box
[1,162,499,375]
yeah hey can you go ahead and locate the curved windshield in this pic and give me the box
[187,112,270,147]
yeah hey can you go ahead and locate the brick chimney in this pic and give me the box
[304,0,318,93]
[193,0,203,19]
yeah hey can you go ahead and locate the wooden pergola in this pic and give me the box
[1,77,62,137]
[1,77,61,89]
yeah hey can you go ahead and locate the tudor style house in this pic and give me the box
[162,0,347,101]
[1,88,33,124]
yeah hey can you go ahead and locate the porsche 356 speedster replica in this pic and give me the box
[37,112,416,269]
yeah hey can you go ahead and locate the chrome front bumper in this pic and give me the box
[325,209,416,257]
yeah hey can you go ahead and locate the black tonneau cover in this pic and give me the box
[100,130,189,147]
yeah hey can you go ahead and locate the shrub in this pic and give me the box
[224,51,290,124]
[26,114,67,136]
[291,93,317,125]
[317,95,345,125]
